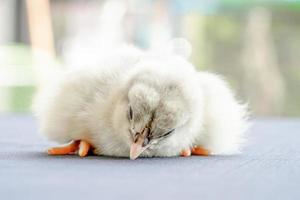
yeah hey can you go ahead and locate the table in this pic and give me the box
[0,114,299,200]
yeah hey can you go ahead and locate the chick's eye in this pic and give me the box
[161,129,175,138]
[128,106,133,120]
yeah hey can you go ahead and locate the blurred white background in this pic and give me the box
[0,0,300,116]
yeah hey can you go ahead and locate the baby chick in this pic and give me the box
[34,43,248,159]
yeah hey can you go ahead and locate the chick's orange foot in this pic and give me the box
[181,146,210,157]
[47,140,92,157]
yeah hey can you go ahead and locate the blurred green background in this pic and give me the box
[0,0,300,116]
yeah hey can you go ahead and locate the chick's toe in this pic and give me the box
[47,140,80,155]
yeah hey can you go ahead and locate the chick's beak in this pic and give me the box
[130,128,150,160]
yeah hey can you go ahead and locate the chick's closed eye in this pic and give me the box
[128,106,133,121]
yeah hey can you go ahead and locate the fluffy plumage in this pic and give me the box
[34,42,248,158]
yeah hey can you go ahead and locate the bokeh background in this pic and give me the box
[0,0,299,116]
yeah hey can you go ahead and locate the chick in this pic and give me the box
[34,43,248,159]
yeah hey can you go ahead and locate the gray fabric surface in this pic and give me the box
[0,114,299,200]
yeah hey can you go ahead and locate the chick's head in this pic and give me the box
[126,82,189,159]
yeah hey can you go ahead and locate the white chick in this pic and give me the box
[34,42,248,159]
